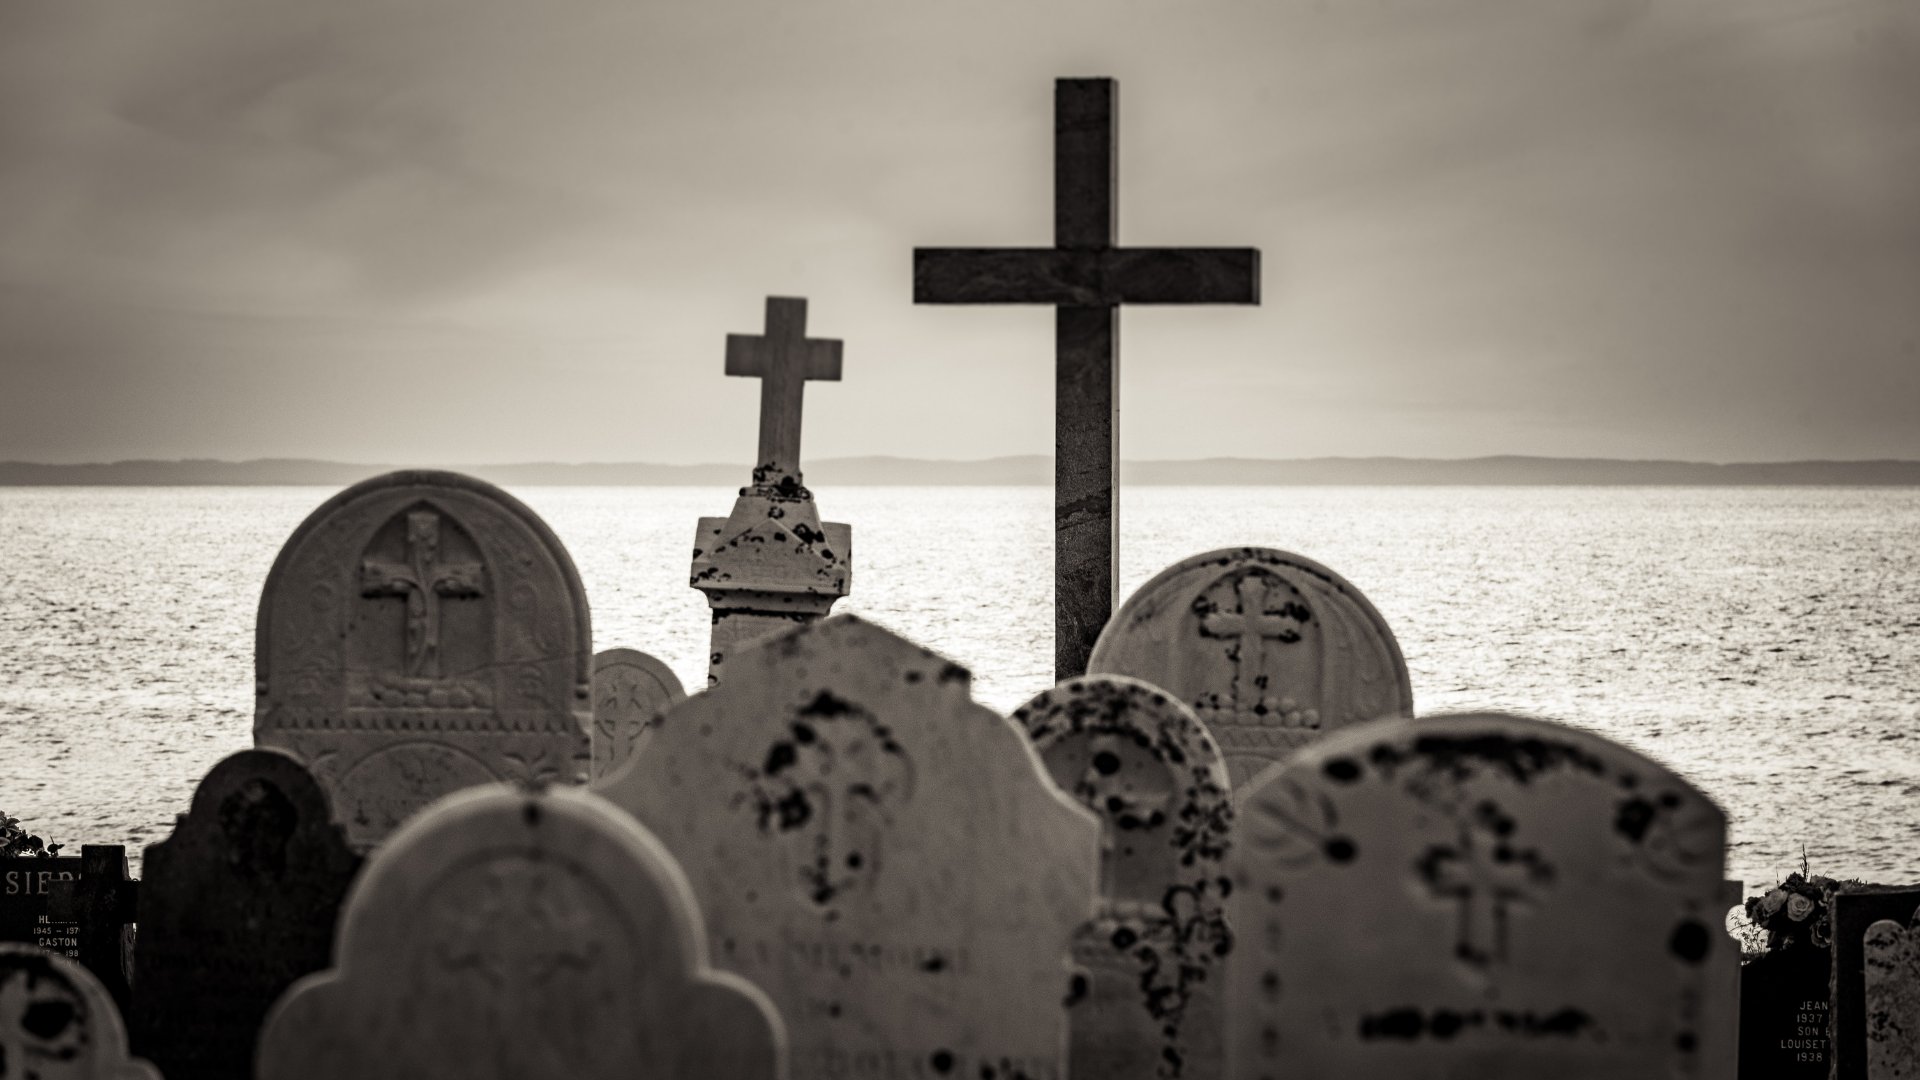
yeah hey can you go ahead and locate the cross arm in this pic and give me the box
[724,335,843,381]
[914,247,1260,306]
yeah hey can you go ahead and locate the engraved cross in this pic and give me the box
[1199,573,1306,725]
[1420,830,1540,969]
[360,510,484,679]
[725,296,843,492]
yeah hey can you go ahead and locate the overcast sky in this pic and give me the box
[1,0,1915,465]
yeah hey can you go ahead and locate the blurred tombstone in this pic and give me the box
[1228,710,1727,1080]
[0,943,160,1080]
[0,855,82,959]
[1828,884,1920,1080]
[590,647,686,779]
[596,614,1098,1080]
[254,469,593,850]
[1862,907,1920,1080]
[45,846,136,1012]
[255,784,785,1080]
[1701,879,1743,1080]
[1012,675,1233,1080]
[1088,547,1411,785]
[131,749,362,1080]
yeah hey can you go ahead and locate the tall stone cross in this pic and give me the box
[726,296,843,491]
[914,78,1261,679]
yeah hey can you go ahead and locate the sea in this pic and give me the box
[2,484,1917,893]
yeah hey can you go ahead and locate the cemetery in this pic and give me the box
[0,77,1912,1080]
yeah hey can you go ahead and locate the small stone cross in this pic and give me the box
[725,296,842,491]
[1421,830,1540,969]
[360,510,484,679]
[1200,573,1306,725]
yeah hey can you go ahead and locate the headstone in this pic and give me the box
[131,749,362,1080]
[914,76,1262,680]
[45,846,136,1012]
[254,469,594,850]
[1829,884,1920,1080]
[692,297,850,686]
[596,614,1100,1080]
[1739,943,1832,1079]
[255,783,785,1080]
[1087,546,1412,785]
[1228,710,1728,1080]
[1011,675,1233,1080]
[590,647,686,779]
[0,943,160,1080]
[1703,879,1744,1080]
[0,857,82,958]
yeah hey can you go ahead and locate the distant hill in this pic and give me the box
[1,455,1917,486]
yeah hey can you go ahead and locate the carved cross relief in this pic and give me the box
[1198,570,1312,728]
[359,509,484,679]
[1418,826,1549,971]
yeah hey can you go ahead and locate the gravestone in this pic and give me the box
[1228,710,1728,1080]
[255,469,594,850]
[1088,546,1412,785]
[1703,879,1744,1080]
[0,943,160,1080]
[0,856,82,958]
[596,614,1100,1080]
[1829,884,1920,1080]
[692,297,851,686]
[131,748,362,1080]
[1739,943,1832,1079]
[255,783,784,1080]
[590,647,686,780]
[1011,675,1233,1080]
[44,846,136,1012]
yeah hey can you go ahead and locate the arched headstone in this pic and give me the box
[133,749,361,1080]
[596,614,1099,1080]
[1012,675,1233,1080]
[1088,547,1411,785]
[590,647,686,780]
[1228,711,1727,1080]
[254,470,593,849]
[255,784,784,1080]
[1863,907,1920,1079]
[0,943,159,1080]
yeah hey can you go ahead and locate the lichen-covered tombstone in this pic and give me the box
[1012,675,1233,1080]
[1228,711,1728,1080]
[1088,547,1411,786]
[589,647,686,780]
[0,943,159,1080]
[596,614,1099,1080]
[1863,905,1920,1079]
[255,470,593,850]
[255,784,785,1080]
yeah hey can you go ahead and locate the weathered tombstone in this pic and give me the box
[1829,884,1920,1080]
[596,614,1100,1080]
[1228,710,1728,1080]
[1739,943,1832,1079]
[1703,879,1744,1080]
[1011,675,1233,1080]
[255,783,785,1080]
[0,943,160,1080]
[692,297,851,686]
[255,469,594,850]
[45,846,136,1012]
[590,647,686,780]
[131,749,362,1080]
[1088,546,1412,785]
[0,856,82,958]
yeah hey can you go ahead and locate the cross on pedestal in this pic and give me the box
[725,296,843,492]
[1201,574,1306,725]
[360,510,484,678]
[914,78,1261,679]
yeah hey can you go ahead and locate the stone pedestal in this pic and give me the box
[692,481,850,686]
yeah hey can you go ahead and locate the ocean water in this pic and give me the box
[2,484,1917,893]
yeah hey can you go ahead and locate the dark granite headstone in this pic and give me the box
[1738,943,1832,1079]
[130,748,362,1080]
[46,845,138,1010]
[1827,883,1920,1080]
[0,856,83,957]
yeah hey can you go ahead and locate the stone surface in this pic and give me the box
[1011,675,1233,1080]
[589,648,686,780]
[913,77,1261,681]
[1830,884,1920,1080]
[44,847,136,1011]
[597,614,1099,1080]
[1703,879,1744,1080]
[1739,942,1832,1079]
[693,298,851,686]
[1227,710,1728,1080]
[254,469,593,850]
[0,857,82,959]
[0,943,159,1080]
[1088,546,1412,785]
[255,783,784,1080]
[131,749,362,1080]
